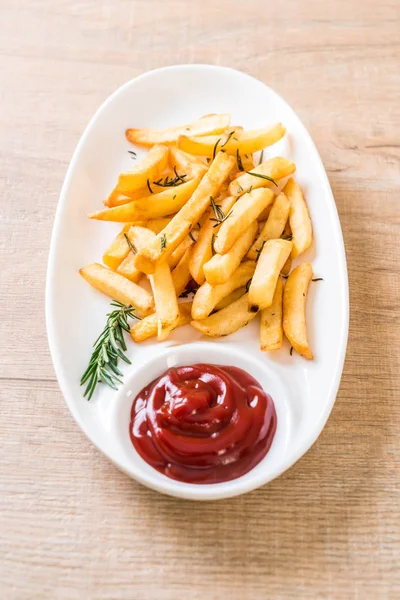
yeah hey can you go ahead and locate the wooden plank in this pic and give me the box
[0,0,399,598]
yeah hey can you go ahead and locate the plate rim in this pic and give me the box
[46,63,349,500]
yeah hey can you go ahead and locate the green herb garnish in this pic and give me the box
[80,301,140,400]
[147,179,153,194]
[312,278,324,282]
[153,167,187,188]
[161,233,167,250]
[209,196,232,228]
[211,233,216,255]
[259,149,264,165]
[236,149,244,171]
[247,172,277,186]
[212,138,221,160]
[124,233,136,255]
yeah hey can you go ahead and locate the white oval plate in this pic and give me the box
[46,65,349,501]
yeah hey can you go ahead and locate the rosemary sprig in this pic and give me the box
[128,150,137,159]
[312,277,324,282]
[209,196,232,227]
[245,278,252,293]
[236,149,244,171]
[153,167,187,188]
[281,234,293,241]
[221,130,235,148]
[124,233,136,255]
[247,172,278,186]
[161,233,167,250]
[211,233,216,255]
[80,301,140,400]
[213,138,221,160]
[259,149,264,165]
[290,346,293,356]
[147,179,153,194]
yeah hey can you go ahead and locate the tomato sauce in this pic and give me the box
[129,364,277,484]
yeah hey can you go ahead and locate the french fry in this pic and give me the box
[257,204,272,222]
[167,235,194,269]
[126,114,231,146]
[247,192,291,260]
[169,146,208,179]
[285,178,313,258]
[145,218,173,234]
[127,226,179,340]
[229,157,296,197]
[214,188,274,254]
[283,262,313,359]
[89,177,200,222]
[79,263,154,315]
[281,220,292,278]
[151,261,180,340]
[116,253,141,283]
[248,239,292,312]
[192,261,255,320]
[102,225,132,270]
[130,303,192,343]
[178,123,285,157]
[260,277,283,351]
[189,195,237,284]
[203,222,258,286]
[281,255,292,276]
[134,152,236,274]
[214,287,246,310]
[191,293,257,337]
[171,247,193,296]
[117,145,169,195]
[104,186,150,206]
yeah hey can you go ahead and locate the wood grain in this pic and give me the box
[1,1,399,598]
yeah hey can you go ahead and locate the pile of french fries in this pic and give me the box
[80,114,314,359]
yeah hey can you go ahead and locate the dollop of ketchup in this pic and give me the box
[129,364,277,484]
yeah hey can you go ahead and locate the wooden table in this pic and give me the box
[1,1,399,598]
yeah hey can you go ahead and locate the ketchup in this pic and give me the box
[129,364,277,484]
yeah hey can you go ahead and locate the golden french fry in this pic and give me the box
[260,277,283,351]
[134,152,236,274]
[189,195,237,284]
[116,227,142,282]
[89,177,200,222]
[116,145,169,195]
[104,186,150,206]
[203,222,258,286]
[169,146,208,179]
[79,263,154,315]
[281,255,292,276]
[283,262,313,359]
[171,247,193,296]
[116,253,141,283]
[167,235,194,269]
[247,192,291,260]
[214,287,246,310]
[191,293,257,337]
[102,225,132,270]
[178,123,285,157]
[130,303,192,343]
[229,157,296,197]
[248,239,292,312]
[145,218,173,234]
[285,178,313,258]
[127,226,179,340]
[214,188,274,254]
[126,114,231,146]
[192,261,255,320]
[151,261,180,340]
